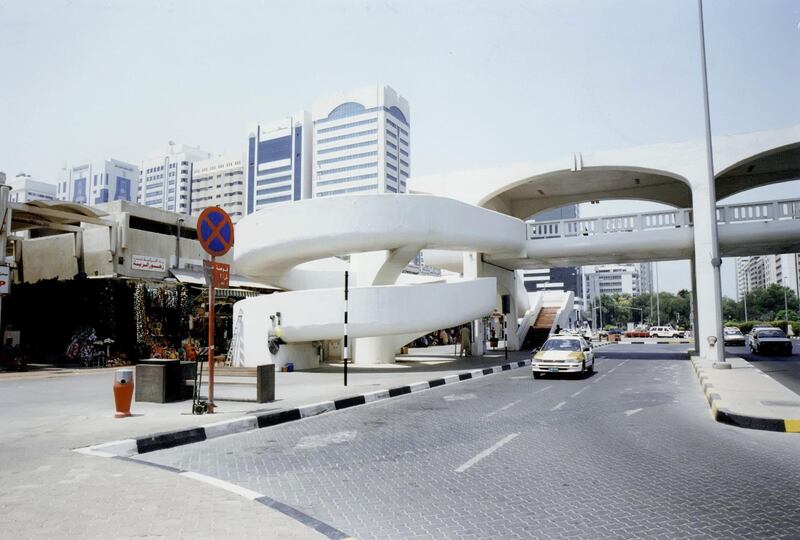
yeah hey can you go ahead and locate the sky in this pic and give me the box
[1,0,799,297]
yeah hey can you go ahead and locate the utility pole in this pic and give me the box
[655,263,661,326]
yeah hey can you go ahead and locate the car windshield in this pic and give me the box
[758,330,786,338]
[724,328,742,335]
[541,339,582,352]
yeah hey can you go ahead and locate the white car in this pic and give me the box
[649,326,684,338]
[532,335,595,379]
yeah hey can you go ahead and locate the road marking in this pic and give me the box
[593,374,607,383]
[571,387,588,398]
[619,360,628,366]
[455,433,519,473]
[534,384,553,393]
[181,471,263,500]
[551,401,566,411]
[485,400,521,418]
[625,408,643,416]
[295,431,357,450]
[608,368,617,373]
[443,393,476,401]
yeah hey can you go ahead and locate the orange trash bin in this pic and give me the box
[113,368,134,418]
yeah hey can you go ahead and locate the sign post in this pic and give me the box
[197,207,234,413]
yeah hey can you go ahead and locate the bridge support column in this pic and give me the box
[691,183,724,362]
[505,292,520,351]
[463,252,487,357]
[690,257,700,355]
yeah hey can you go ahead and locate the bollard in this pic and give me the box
[114,368,134,418]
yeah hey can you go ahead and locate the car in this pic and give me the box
[649,325,684,338]
[749,328,793,356]
[748,326,775,339]
[531,335,595,378]
[723,326,745,347]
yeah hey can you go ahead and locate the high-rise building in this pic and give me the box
[311,85,410,198]
[191,154,246,221]
[7,173,57,202]
[57,159,139,205]
[736,254,800,301]
[245,112,312,214]
[583,263,650,302]
[139,143,211,213]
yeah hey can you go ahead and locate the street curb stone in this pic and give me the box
[689,355,798,433]
[78,359,532,457]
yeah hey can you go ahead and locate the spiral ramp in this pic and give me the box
[232,194,527,368]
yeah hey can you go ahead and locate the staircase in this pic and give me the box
[521,307,559,350]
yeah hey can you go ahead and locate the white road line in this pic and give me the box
[485,400,521,418]
[608,368,617,373]
[455,433,519,473]
[551,401,566,411]
[619,360,628,366]
[180,471,263,500]
[625,408,643,416]
[571,387,588,398]
[534,385,553,394]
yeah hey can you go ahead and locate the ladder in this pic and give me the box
[225,312,243,367]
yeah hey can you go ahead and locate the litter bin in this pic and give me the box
[114,368,134,418]
[286,362,294,372]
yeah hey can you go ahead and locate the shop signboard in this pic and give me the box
[203,260,230,288]
[0,265,10,295]
[132,255,167,272]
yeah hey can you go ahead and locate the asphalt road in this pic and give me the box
[138,344,800,539]
[727,339,800,396]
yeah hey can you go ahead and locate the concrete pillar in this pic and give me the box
[463,252,486,356]
[690,257,700,355]
[691,182,724,361]
[505,291,520,350]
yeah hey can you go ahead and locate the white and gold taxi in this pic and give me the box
[532,335,595,379]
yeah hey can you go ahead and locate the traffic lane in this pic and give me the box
[136,353,800,538]
[730,339,800,396]
[594,342,692,361]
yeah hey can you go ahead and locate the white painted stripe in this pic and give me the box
[470,370,484,378]
[409,381,430,392]
[203,416,258,439]
[551,401,566,411]
[455,433,519,473]
[362,389,389,403]
[625,408,643,416]
[492,366,502,373]
[76,438,138,458]
[534,385,554,394]
[443,374,460,384]
[571,387,588,398]
[181,471,264,500]
[485,400,520,418]
[298,401,336,418]
[593,374,607,383]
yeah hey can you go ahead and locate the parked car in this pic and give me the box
[531,335,595,378]
[723,327,745,347]
[749,328,792,356]
[649,325,684,338]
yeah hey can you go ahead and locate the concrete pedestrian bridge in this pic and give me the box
[233,125,800,367]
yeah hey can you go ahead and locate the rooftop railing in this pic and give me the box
[527,198,800,240]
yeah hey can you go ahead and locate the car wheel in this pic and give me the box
[587,360,595,374]
[533,371,542,379]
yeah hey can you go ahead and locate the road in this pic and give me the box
[137,345,800,539]
[727,339,800,396]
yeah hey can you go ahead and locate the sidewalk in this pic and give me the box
[0,347,531,539]
[690,354,800,433]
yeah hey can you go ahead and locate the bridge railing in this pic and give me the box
[527,198,800,240]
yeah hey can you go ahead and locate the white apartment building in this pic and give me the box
[191,154,246,222]
[6,173,57,202]
[245,112,312,214]
[57,159,139,205]
[583,263,651,302]
[311,85,410,198]
[736,254,800,300]
[139,143,211,214]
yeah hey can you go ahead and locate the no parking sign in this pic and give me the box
[197,206,234,257]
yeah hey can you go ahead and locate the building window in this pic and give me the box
[317,117,377,134]
[317,129,378,146]
[316,140,377,155]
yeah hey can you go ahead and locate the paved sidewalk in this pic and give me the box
[0,347,530,539]
[691,354,800,432]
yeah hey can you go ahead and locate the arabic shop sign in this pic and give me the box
[132,255,167,272]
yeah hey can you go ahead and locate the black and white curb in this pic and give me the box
[689,356,798,433]
[76,359,532,458]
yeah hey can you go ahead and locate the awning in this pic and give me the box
[169,268,280,292]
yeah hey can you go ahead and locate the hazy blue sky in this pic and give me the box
[1,0,798,296]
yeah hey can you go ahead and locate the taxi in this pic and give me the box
[532,334,595,379]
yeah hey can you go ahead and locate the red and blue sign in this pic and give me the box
[197,207,234,257]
